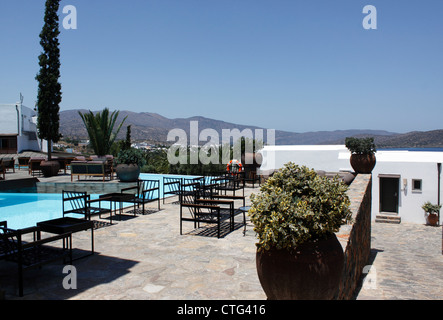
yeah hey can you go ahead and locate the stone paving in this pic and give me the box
[1,171,442,300]
[1,187,268,300]
[356,223,443,300]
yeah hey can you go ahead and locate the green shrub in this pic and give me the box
[249,163,352,251]
[422,202,441,214]
[116,148,146,167]
[345,137,376,155]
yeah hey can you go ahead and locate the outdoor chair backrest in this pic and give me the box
[138,179,160,200]
[163,176,181,195]
[18,157,30,165]
[182,176,204,186]
[29,158,45,172]
[0,221,11,259]
[0,225,39,260]
[62,191,89,215]
[1,158,15,169]
[180,182,199,204]
[0,227,20,259]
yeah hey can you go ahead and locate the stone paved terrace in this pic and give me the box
[0,187,267,300]
[0,167,442,300]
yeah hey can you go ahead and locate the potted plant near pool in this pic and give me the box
[422,202,441,226]
[115,148,146,182]
[345,137,377,174]
[249,163,352,300]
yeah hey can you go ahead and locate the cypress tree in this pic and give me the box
[36,0,62,160]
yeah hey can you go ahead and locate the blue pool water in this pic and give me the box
[0,193,76,230]
[0,173,206,230]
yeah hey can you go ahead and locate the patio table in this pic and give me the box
[99,193,136,221]
[37,217,94,261]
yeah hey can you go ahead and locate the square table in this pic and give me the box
[37,217,94,261]
[99,193,136,221]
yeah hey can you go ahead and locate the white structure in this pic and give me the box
[0,102,45,154]
[259,145,443,225]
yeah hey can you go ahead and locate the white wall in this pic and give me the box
[0,104,19,135]
[0,103,42,153]
[258,146,443,224]
[371,152,443,224]
[259,145,352,173]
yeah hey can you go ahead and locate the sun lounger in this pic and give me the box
[70,161,112,181]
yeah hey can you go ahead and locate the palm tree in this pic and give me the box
[79,108,127,156]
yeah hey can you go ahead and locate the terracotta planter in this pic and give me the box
[116,164,140,182]
[40,160,60,177]
[426,213,439,226]
[350,153,376,174]
[256,234,344,300]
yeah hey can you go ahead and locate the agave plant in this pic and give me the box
[79,108,127,156]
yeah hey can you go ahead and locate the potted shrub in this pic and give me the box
[249,162,352,300]
[115,148,146,182]
[345,137,377,174]
[422,202,441,226]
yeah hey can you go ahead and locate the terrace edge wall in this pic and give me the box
[37,181,137,194]
[334,174,372,300]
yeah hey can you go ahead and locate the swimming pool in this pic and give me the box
[0,193,72,230]
[0,173,208,230]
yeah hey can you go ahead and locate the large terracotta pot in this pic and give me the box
[426,213,439,226]
[40,160,60,177]
[116,164,140,182]
[350,153,376,174]
[256,234,344,300]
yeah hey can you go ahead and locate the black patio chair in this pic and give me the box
[244,169,261,187]
[29,158,45,176]
[179,182,235,238]
[62,191,112,224]
[0,162,5,180]
[121,179,161,214]
[1,157,15,173]
[163,176,181,204]
[196,182,246,231]
[212,173,245,197]
[17,157,31,170]
[0,224,72,297]
[0,221,8,260]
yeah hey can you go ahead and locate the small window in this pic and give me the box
[412,179,422,192]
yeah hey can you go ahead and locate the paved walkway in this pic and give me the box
[356,223,443,300]
[1,187,267,300]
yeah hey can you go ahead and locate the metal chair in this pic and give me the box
[0,223,72,297]
[121,179,161,214]
[179,182,235,238]
[62,191,112,224]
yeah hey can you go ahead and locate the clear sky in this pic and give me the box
[1,1,442,134]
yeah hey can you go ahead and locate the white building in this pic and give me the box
[0,102,44,154]
[259,145,443,225]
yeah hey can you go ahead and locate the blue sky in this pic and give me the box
[1,1,442,134]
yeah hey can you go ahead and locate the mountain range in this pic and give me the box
[59,109,443,148]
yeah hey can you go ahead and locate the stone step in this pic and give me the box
[375,214,401,224]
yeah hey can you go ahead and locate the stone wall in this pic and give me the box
[37,181,137,194]
[334,174,372,300]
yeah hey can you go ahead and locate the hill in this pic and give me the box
[59,109,442,148]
